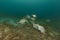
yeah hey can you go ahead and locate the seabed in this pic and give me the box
[0,16,60,40]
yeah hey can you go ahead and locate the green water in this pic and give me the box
[0,0,60,32]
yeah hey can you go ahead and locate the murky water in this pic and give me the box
[0,0,60,32]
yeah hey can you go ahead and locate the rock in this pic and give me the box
[33,23,46,34]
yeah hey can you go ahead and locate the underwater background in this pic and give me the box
[0,0,60,32]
